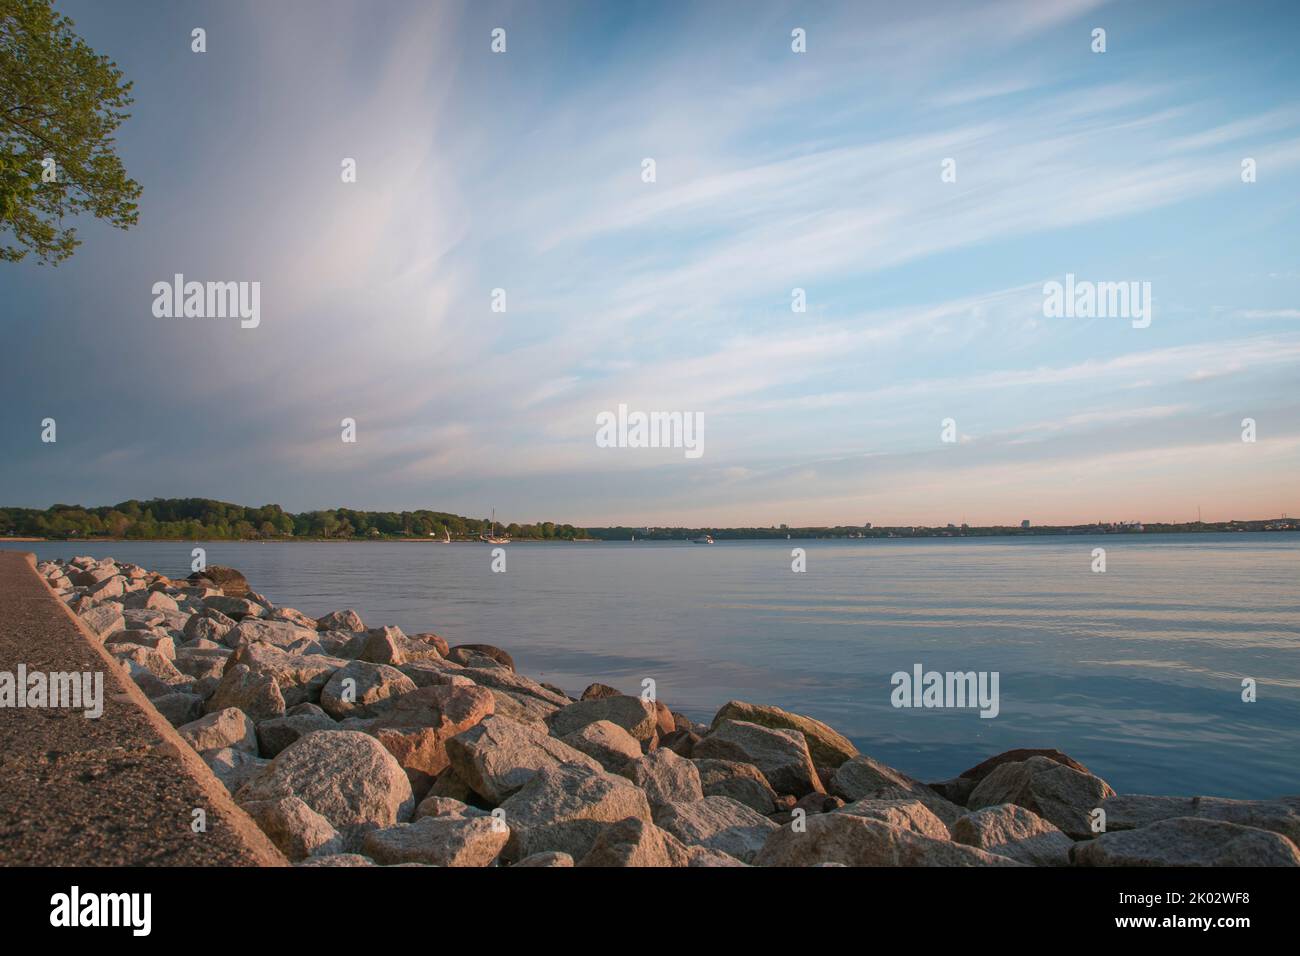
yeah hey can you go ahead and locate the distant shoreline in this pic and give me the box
[7,526,1298,545]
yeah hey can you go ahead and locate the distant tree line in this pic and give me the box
[0,498,587,541]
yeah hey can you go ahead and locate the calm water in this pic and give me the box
[7,534,1299,799]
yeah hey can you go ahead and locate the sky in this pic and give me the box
[2,0,1299,527]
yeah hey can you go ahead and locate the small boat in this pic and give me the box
[480,509,511,544]
[691,534,714,544]
[442,525,451,543]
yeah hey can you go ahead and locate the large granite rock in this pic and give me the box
[577,817,688,867]
[711,700,857,768]
[968,755,1115,839]
[831,755,964,825]
[362,815,509,867]
[951,803,1074,865]
[445,715,603,804]
[652,796,778,863]
[694,758,779,814]
[1071,817,1300,867]
[242,796,343,861]
[545,695,659,746]
[205,663,286,721]
[319,660,417,719]
[256,703,339,757]
[620,748,704,809]
[499,762,653,862]
[694,720,822,797]
[1099,794,1300,845]
[561,719,642,772]
[236,730,414,836]
[837,798,951,840]
[177,707,258,753]
[755,813,1024,867]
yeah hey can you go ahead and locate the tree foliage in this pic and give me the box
[1,0,141,264]
[0,498,587,541]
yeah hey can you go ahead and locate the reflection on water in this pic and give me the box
[8,534,1298,797]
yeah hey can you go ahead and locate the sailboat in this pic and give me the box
[480,509,510,544]
[442,524,451,543]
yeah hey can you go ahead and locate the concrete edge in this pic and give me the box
[23,552,290,867]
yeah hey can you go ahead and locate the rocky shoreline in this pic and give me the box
[37,556,1300,867]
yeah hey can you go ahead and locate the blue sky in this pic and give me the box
[2,0,1299,526]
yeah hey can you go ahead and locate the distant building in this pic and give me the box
[1021,520,1031,529]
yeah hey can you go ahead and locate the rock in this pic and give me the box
[694,758,778,814]
[414,796,487,821]
[958,748,1094,785]
[177,707,258,753]
[968,755,1115,839]
[90,576,126,600]
[411,632,450,657]
[488,688,556,728]
[652,796,778,864]
[426,767,484,806]
[653,700,676,737]
[319,660,417,719]
[546,696,659,746]
[202,747,270,793]
[105,630,175,658]
[581,683,622,700]
[620,748,704,809]
[236,730,415,836]
[316,608,364,631]
[78,604,125,639]
[121,589,179,612]
[460,667,569,708]
[951,803,1073,865]
[188,565,250,596]
[710,700,857,768]
[242,796,343,861]
[514,851,574,867]
[257,703,340,757]
[660,730,700,758]
[830,755,963,825]
[445,715,603,804]
[1098,794,1300,845]
[360,626,408,666]
[227,643,347,707]
[1072,817,1300,867]
[269,606,318,630]
[225,618,319,651]
[694,720,822,797]
[836,798,951,840]
[203,594,265,620]
[499,762,653,862]
[448,644,514,671]
[578,817,687,867]
[561,720,642,772]
[205,663,286,721]
[362,815,509,867]
[795,792,844,815]
[150,691,206,726]
[184,611,235,644]
[173,646,231,681]
[366,685,496,793]
[755,814,1023,867]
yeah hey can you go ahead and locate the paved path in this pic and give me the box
[0,551,285,866]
